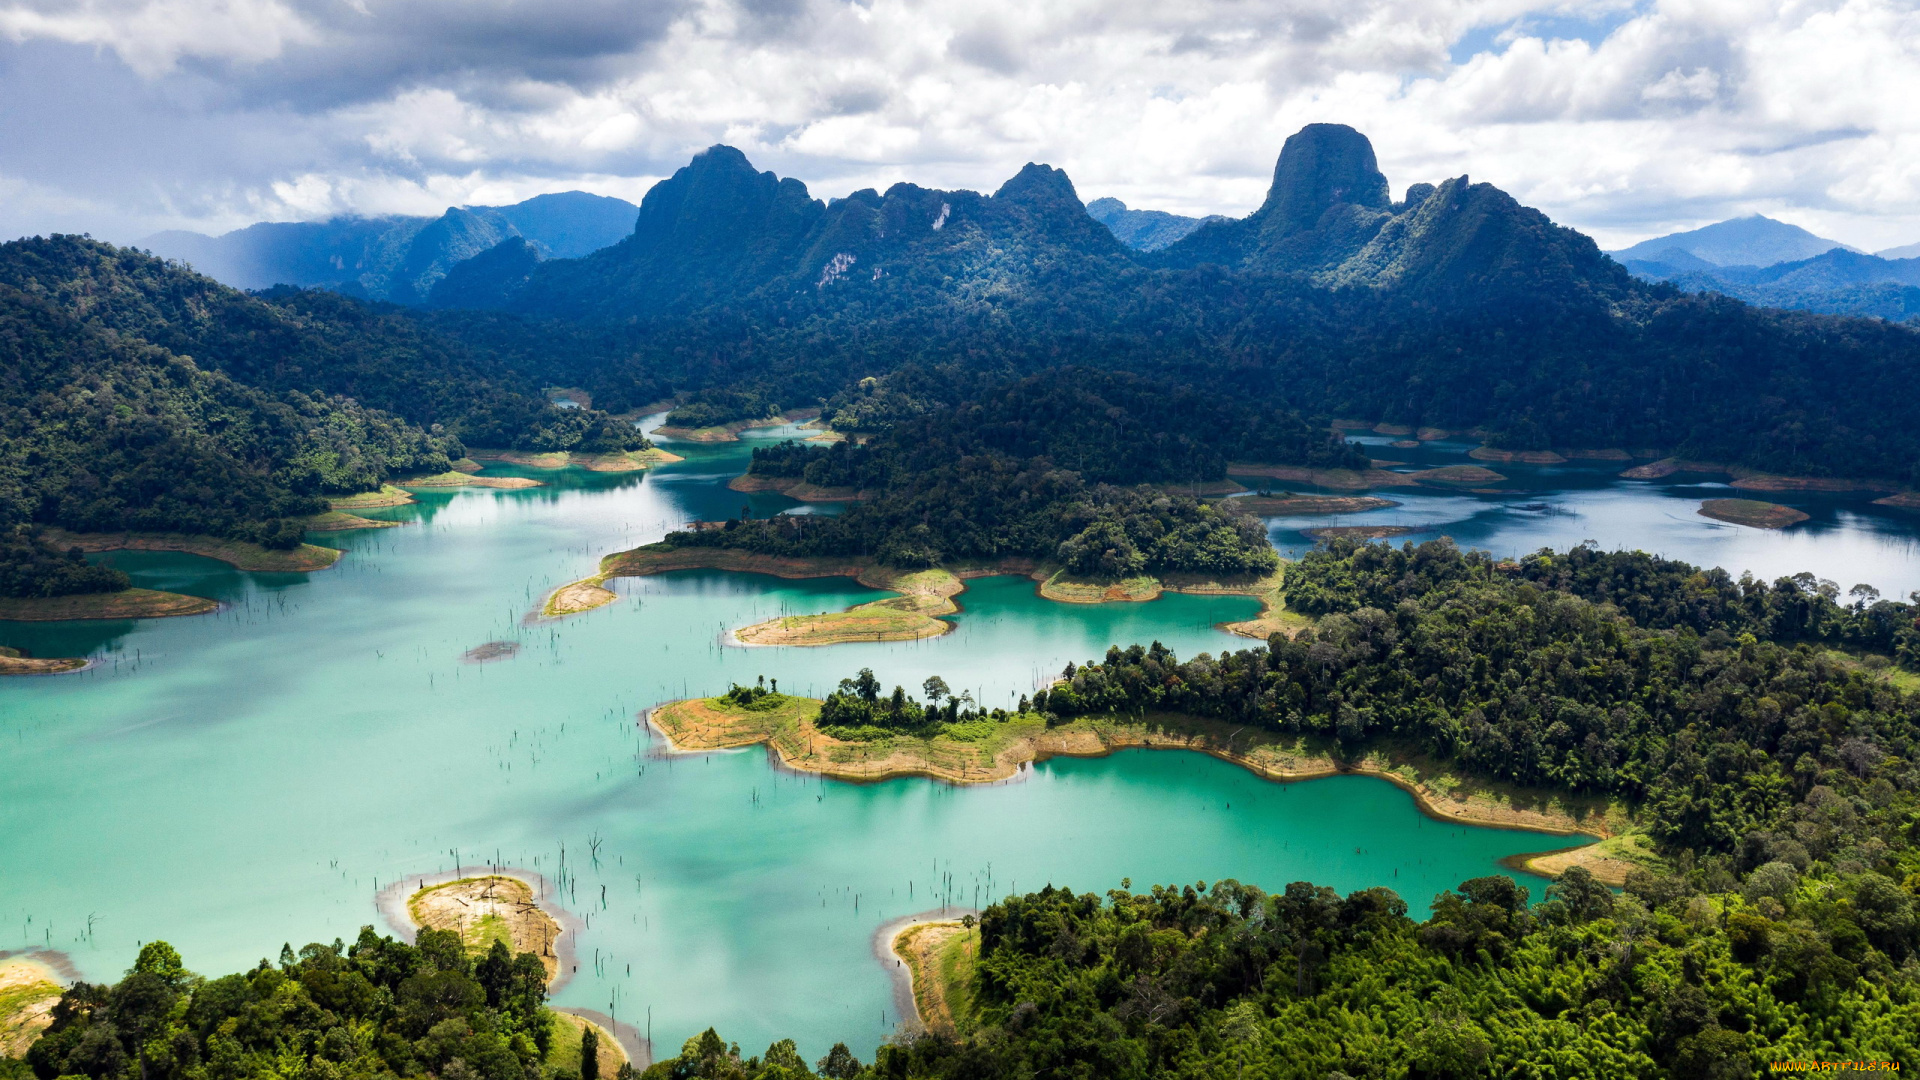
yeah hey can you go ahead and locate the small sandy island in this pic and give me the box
[1,954,65,1057]
[400,471,544,490]
[1873,492,1920,510]
[0,587,217,623]
[462,641,522,663]
[41,527,340,572]
[329,485,417,509]
[468,448,683,473]
[649,697,1635,882]
[1624,458,1897,493]
[0,645,87,675]
[1698,498,1809,529]
[304,511,405,533]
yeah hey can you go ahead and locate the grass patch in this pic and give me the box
[328,485,416,509]
[546,1013,626,1079]
[303,510,403,532]
[1,958,63,1057]
[0,587,217,622]
[41,527,339,571]
[895,923,980,1034]
[1698,498,1809,529]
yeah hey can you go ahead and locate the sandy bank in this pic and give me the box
[734,567,962,646]
[304,511,404,533]
[550,545,1297,641]
[1218,494,1399,515]
[400,471,544,490]
[0,645,88,675]
[648,700,1621,859]
[650,416,792,442]
[724,474,869,501]
[1229,463,1506,490]
[382,871,572,987]
[548,1011,637,1077]
[1304,525,1414,540]
[1470,447,1567,465]
[468,448,683,472]
[329,485,417,509]
[1,954,65,1057]
[886,918,979,1035]
[1698,498,1809,529]
[1873,492,1920,510]
[40,527,338,571]
[1623,458,1899,493]
[0,587,217,623]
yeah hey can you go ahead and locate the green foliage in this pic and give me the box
[664,389,780,429]
[816,668,1009,734]
[0,527,128,598]
[25,929,561,1080]
[720,677,791,712]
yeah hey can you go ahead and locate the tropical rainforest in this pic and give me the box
[649,539,1920,1076]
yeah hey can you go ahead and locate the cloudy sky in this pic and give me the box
[3,0,1919,250]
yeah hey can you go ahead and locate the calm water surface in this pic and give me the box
[5,422,1913,1060]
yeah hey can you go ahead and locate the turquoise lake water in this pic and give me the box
[5,421,1913,1061]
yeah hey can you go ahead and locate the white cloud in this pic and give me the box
[3,0,1920,250]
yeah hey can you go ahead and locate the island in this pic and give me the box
[0,645,87,675]
[646,688,1626,880]
[0,587,218,623]
[1303,525,1415,540]
[399,471,544,490]
[328,485,417,509]
[1698,498,1810,529]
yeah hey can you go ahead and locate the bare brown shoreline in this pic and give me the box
[646,699,1629,881]
[543,545,1291,638]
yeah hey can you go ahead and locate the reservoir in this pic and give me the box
[4,420,1914,1060]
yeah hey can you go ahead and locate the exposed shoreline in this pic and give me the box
[399,471,544,490]
[329,485,417,509]
[1698,498,1810,529]
[304,510,405,533]
[543,545,1293,640]
[374,866,583,994]
[0,587,218,623]
[43,527,340,571]
[875,912,979,1036]
[1227,462,1507,491]
[645,699,1631,882]
[649,413,808,442]
[0,645,89,675]
[467,447,684,472]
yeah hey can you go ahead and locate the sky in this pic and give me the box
[3,0,1920,251]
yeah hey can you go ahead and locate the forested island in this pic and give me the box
[631,539,1920,1074]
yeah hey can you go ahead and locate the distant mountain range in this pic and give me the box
[142,192,638,304]
[430,123,1628,319]
[1084,198,1222,251]
[1608,214,1920,321]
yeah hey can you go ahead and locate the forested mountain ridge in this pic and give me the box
[434,145,1137,321]
[0,236,646,453]
[0,278,449,549]
[414,125,1920,486]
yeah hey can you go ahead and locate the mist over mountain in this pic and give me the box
[1084,198,1221,251]
[142,191,638,304]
